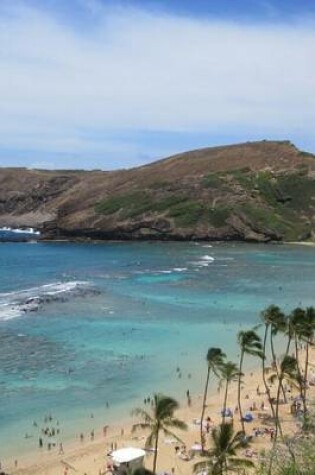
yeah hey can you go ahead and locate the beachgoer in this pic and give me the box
[39,437,43,448]
[80,433,84,443]
[59,443,64,454]
[91,430,94,441]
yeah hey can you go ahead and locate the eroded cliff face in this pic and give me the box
[1,140,314,242]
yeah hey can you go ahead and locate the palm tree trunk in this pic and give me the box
[281,334,292,403]
[294,336,304,403]
[200,366,210,451]
[274,375,283,442]
[222,380,229,424]
[268,374,283,475]
[270,330,286,401]
[262,325,276,422]
[303,341,309,416]
[238,351,245,434]
[153,426,159,475]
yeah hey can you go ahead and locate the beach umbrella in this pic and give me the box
[243,413,254,423]
[221,408,233,417]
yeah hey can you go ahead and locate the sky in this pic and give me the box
[0,0,315,170]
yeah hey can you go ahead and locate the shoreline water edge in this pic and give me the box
[2,346,315,475]
[0,241,314,474]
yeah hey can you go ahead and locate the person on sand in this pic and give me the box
[80,433,84,443]
[59,443,64,454]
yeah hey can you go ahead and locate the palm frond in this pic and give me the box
[193,460,214,474]
[144,431,156,450]
[228,456,255,468]
[162,427,185,444]
[132,422,151,433]
[163,418,188,431]
[132,407,153,423]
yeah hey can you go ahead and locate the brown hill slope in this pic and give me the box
[0,140,314,242]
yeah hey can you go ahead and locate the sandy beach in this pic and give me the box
[2,345,315,475]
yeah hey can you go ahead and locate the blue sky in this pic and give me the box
[0,0,314,170]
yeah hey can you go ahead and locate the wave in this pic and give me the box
[0,281,98,321]
[201,255,215,261]
[190,255,215,268]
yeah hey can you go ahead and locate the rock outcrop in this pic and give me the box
[0,140,314,242]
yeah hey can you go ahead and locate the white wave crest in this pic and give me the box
[201,255,215,261]
[0,281,96,321]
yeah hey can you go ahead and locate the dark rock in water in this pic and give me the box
[0,282,100,319]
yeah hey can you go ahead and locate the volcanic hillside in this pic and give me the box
[0,140,314,242]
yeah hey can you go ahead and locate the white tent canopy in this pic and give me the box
[111,448,146,464]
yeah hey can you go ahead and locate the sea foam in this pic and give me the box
[0,281,98,321]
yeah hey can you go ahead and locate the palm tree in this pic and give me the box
[267,355,299,473]
[200,348,226,451]
[237,329,263,433]
[269,355,299,442]
[291,307,308,412]
[132,394,187,475]
[260,306,279,422]
[300,307,315,413]
[193,423,254,475]
[218,361,240,424]
[269,307,287,400]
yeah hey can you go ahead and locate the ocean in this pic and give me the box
[0,241,314,458]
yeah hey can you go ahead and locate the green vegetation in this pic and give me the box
[238,204,291,234]
[237,330,263,433]
[94,168,313,240]
[132,394,187,475]
[95,192,189,219]
[207,207,231,227]
[95,191,152,217]
[277,174,315,211]
[131,303,315,475]
[200,348,226,451]
[202,173,224,188]
[169,201,205,226]
[194,423,254,475]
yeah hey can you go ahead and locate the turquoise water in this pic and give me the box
[0,241,314,458]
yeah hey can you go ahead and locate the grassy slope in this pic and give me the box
[0,141,314,241]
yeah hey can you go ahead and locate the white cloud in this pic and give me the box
[0,0,314,162]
